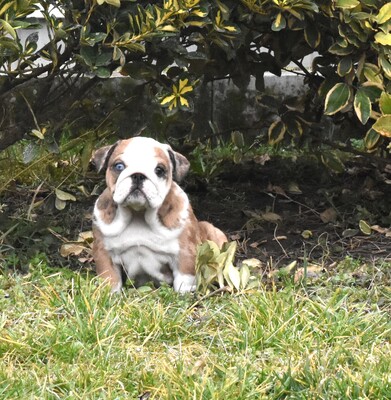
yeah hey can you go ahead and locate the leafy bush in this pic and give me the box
[0,0,390,168]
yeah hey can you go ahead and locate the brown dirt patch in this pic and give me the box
[1,157,391,271]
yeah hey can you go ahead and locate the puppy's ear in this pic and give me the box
[91,142,118,173]
[168,150,190,182]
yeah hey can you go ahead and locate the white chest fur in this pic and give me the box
[95,206,182,281]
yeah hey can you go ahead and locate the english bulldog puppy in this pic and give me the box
[92,137,227,293]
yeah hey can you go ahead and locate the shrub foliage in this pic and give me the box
[0,0,390,165]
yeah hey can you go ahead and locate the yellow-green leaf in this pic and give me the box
[231,131,245,148]
[372,115,391,137]
[223,24,238,32]
[321,151,345,173]
[359,220,371,235]
[178,78,189,91]
[380,92,391,115]
[354,89,371,125]
[104,0,121,7]
[374,32,391,46]
[363,63,383,85]
[55,188,76,202]
[324,83,352,115]
[223,262,241,291]
[239,264,250,289]
[55,197,67,211]
[179,95,189,107]
[191,9,208,18]
[379,55,391,80]
[364,128,381,150]
[161,25,178,32]
[335,0,359,9]
[179,85,193,95]
[376,3,391,24]
[304,24,320,48]
[160,95,175,105]
[272,13,286,32]
[30,129,45,140]
[0,19,16,40]
[268,119,286,145]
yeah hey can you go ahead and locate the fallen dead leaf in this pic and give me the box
[253,154,271,165]
[267,184,287,196]
[261,211,282,223]
[294,265,324,283]
[60,243,87,257]
[320,207,337,223]
[288,182,302,194]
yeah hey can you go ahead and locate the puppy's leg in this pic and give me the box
[174,247,196,293]
[198,221,227,248]
[92,226,123,292]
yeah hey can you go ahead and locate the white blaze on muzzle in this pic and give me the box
[111,140,172,209]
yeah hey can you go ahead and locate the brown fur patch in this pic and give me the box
[92,225,122,288]
[177,209,200,275]
[104,139,133,190]
[177,206,228,275]
[198,221,227,248]
[154,147,171,171]
[96,188,117,224]
[158,184,185,229]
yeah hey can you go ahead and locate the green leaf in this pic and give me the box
[374,32,391,46]
[364,128,381,150]
[379,92,391,115]
[321,151,345,173]
[337,57,352,77]
[372,115,391,137]
[324,83,352,115]
[120,62,157,80]
[335,0,359,8]
[95,66,111,78]
[80,46,96,67]
[304,24,320,48]
[23,143,39,164]
[376,3,391,24]
[81,140,94,175]
[231,131,245,148]
[354,89,371,125]
[268,120,286,145]
[95,51,112,67]
[360,83,382,102]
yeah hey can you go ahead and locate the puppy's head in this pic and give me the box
[92,137,190,211]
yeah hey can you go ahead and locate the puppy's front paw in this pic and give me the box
[173,273,196,293]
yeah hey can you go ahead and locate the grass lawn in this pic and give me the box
[1,258,390,399]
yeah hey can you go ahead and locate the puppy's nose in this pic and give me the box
[131,173,146,186]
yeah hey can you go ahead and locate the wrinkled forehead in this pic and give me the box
[111,137,170,167]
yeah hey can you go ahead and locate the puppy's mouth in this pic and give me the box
[124,186,149,210]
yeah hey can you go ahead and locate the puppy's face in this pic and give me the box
[93,137,190,211]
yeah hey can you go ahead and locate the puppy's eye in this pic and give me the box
[155,165,166,178]
[113,162,125,172]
